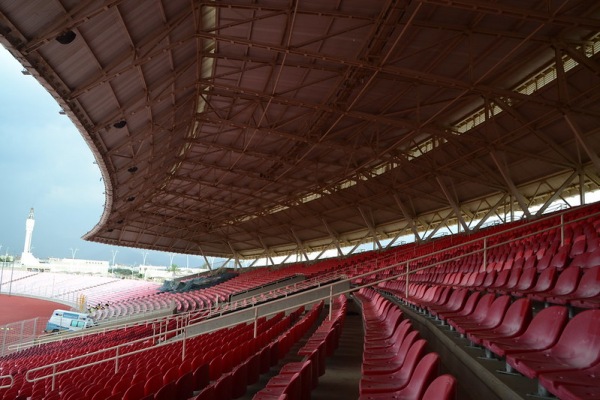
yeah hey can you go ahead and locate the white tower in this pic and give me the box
[23,208,35,253]
[21,208,39,265]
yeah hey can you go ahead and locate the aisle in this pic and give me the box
[311,297,364,400]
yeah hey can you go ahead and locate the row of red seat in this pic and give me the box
[392,264,600,309]
[0,305,310,400]
[191,301,325,400]
[252,295,347,400]
[382,282,600,400]
[355,288,456,400]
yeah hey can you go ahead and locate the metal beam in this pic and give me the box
[564,114,600,174]
[489,151,531,218]
[435,176,469,233]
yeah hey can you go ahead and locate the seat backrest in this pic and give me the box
[504,268,522,290]
[469,293,496,320]
[422,374,457,400]
[472,272,486,286]
[163,365,180,385]
[445,288,467,311]
[122,381,145,400]
[518,306,568,348]
[154,381,177,400]
[498,297,532,334]
[481,271,497,287]
[481,295,511,326]
[144,373,164,396]
[530,266,557,292]
[453,291,481,316]
[551,309,600,368]
[390,319,412,342]
[551,265,581,296]
[398,339,428,378]
[514,266,537,291]
[573,266,600,298]
[395,353,440,399]
[176,371,196,400]
[392,330,419,365]
[436,286,452,305]
[550,248,569,270]
[492,269,511,287]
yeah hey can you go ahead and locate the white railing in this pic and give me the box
[0,374,13,390]
[8,306,175,353]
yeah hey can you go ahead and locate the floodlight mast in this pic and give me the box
[111,249,118,266]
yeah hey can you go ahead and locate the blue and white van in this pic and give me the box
[44,309,96,333]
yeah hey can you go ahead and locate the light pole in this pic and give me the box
[0,248,8,294]
[8,253,15,296]
[141,251,149,266]
[111,249,118,266]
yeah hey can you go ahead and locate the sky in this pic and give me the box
[0,45,208,268]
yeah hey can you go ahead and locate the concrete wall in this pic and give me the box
[230,274,306,302]
[185,279,350,337]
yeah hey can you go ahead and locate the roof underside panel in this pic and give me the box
[1,0,599,258]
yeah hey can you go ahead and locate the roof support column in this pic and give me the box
[435,177,469,233]
[198,247,213,271]
[258,237,275,267]
[424,211,453,240]
[535,171,578,216]
[489,151,531,218]
[564,113,600,174]
[473,193,508,231]
[393,194,421,242]
[227,242,243,269]
[290,229,310,261]
[357,207,382,250]
[580,170,586,205]
[321,219,344,257]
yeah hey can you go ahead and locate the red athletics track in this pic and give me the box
[0,294,66,332]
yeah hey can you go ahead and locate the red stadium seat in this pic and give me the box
[563,266,600,308]
[364,319,411,351]
[528,265,580,302]
[538,362,600,400]
[153,381,176,400]
[362,331,419,375]
[466,297,532,345]
[422,374,457,400]
[506,310,600,378]
[436,291,480,322]
[359,339,427,394]
[143,373,163,397]
[358,353,440,400]
[175,371,195,400]
[513,267,557,298]
[483,305,568,358]
[453,295,511,335]
[446,293,495,331]
[508,267,537,295]
[494,267,522,294]
[122,381,145,400]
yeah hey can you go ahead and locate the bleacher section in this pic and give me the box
[0,202,599,399]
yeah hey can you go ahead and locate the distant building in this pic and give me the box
[17,208,109,274]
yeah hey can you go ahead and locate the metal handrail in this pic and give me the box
[24,294,328,389]
[8,306,175,352]
[17,204,600,389]
[0,374,13,390]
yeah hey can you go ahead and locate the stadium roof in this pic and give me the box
[1,1,599,260]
